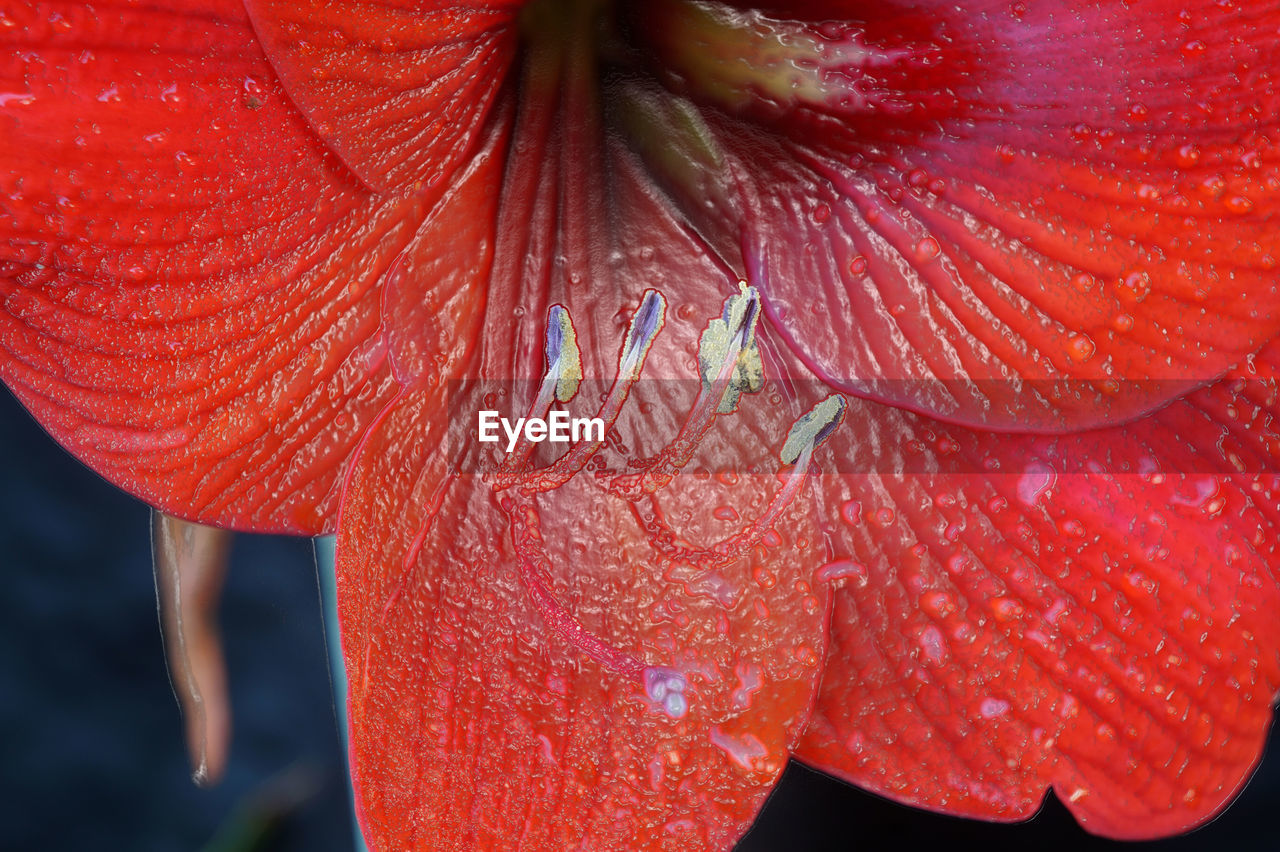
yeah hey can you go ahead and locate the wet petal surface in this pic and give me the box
[5,1,1280,846]
[626,0,1280,429]
[337,381,829,849]
[798,339,1280,838]
[0,1,421,532]
[245,0,522,193]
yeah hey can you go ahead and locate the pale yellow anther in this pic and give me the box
[545,305,583,403]
[698,282,764,413]
[781,394,847,465]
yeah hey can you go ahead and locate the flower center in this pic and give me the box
[518,0,615,58]
[487,287,846,718]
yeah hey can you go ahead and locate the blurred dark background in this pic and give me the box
[1,386,1276,851]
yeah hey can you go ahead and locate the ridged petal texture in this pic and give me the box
[244,0,523,194]
[5,0,1280,847]
[797,337,1280,839]
[624,0,1280,429]
[339,393,829,850]
[0,1,431,532]
[7,1,1280,495]
[335,78,832,847]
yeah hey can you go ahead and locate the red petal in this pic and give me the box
[795,339,1280,838]
[0,2,427,532]
[330,38,845,842]
[624,0,1280,429]
[337,390,830,849]
[245,0,521,194]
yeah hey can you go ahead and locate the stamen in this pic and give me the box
[494,304,583,483]
[633,395,847,571]
[612,283,764,497]
[490,285,845,721]
[544,303,584,404]
[510,290,666,494]
[619,288,666,379]
[698,281,763,415]
[780,393,847,465]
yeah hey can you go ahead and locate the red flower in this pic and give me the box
[3,0,1279,848]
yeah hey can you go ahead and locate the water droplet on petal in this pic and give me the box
[1226,195,1253,213]
[1070,272,1096,292]
[709,727,770,772]
[1017,461,1056,506]
[1065,333,1095,363]
[1176,143,1202,166]
[914,236,941,262]
[713,504,739,522]
[817,559,868,588]
[919,625,948,665]
[921,590,957,618]
[160,83,185,109]
[980,697,1011,719]
[644,667,688,720]
[1119,269,1152,301]
[731,662,763,710]
[991,597,1024,622]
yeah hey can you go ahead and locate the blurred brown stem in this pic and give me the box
[152,510,233,787]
